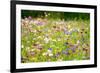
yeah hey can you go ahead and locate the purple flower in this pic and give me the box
[71,46,77,52]
[34,20,45,25]
[55,52,60,57]
[66,48,70,51]
[48,48,52,51]
[37,21,44,25]
[64,30,72,35]
[28,16,32,20]
[62,50,69,55]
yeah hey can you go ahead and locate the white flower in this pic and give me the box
[47,50,52,53]
[44,37,49,43]
[49,53,53,57]
[77,40,80,44]
[77,29,80,32]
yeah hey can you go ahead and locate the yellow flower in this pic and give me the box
[42,52,48,56]
[68,25,71,29]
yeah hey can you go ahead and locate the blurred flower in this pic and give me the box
[62,50,69,55]
[77,40,80,44]
[37,21,44,25]
[28,16,32,20]
[72,28,79,32]
[55,52,60,57]
[43,48,53,57]
[66,48,70,51]
[64,30,72,35]
[57,38,61,41]
[29,20,34,25]
[28,51,35,56]
[71,46,77,52]
[37,36,42,39]
[42,52,48,56]
[47,48,52,53]
[44,37,50,43]
[48,48,52,51]
[49,53,53,57]
[21,45,24,48]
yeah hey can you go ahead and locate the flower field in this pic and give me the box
[21,11,90,63]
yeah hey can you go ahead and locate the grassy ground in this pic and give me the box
[21,16,90,63]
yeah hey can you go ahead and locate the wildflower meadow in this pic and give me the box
[21,10,90,63]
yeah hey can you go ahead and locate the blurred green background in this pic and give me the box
[21,10,90,20]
